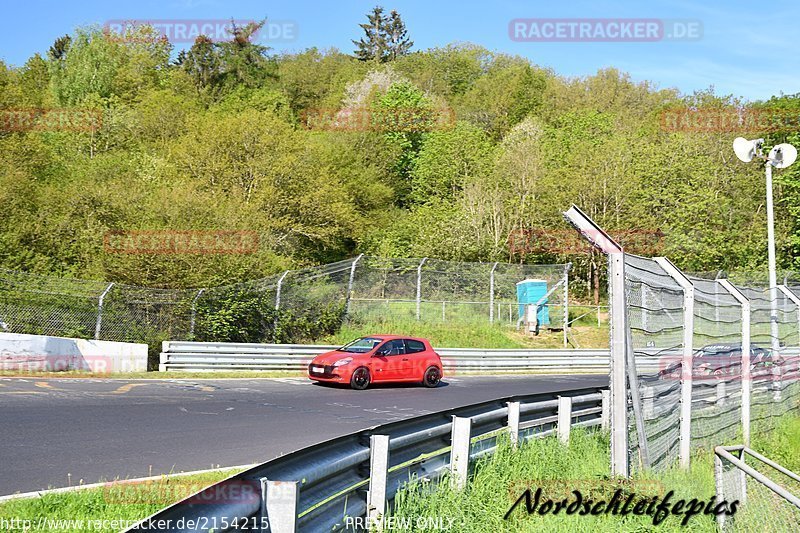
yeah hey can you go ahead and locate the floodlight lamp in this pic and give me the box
[733,137,763,163]
[768,143,797,169]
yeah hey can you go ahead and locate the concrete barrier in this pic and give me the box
[0,332,148,373]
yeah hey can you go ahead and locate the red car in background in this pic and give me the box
[308,335,443,390]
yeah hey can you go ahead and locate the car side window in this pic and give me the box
[380,339,405,356]
[405,339,426,354]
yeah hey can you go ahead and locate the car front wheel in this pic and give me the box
[350,367,371,390]
[423,366,441,388]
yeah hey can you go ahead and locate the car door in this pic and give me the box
[371,339,406,381]
[404,339,427,379]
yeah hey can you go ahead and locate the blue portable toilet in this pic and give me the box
[516,279,550,325]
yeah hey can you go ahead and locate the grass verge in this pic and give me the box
[0,468,246,532]
[324,320,607,350]
[391,415,800,532]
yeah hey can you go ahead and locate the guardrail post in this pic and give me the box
[345,254,364,315]
[416,258,427,321]
[158,349,168,373]
[261,478,298,533]
[558,396,572,444]
[507,401,520,448]
[655,257,694,469]
[489,262,499,324]
[450,416,471,489]
[716,381,726,406]
[94,282,114,340]
[601,390,611,430]
[366,434,389,530]
[718,279,751,446]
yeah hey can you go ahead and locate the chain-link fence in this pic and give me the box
[622,252,800,473]
[0,257,570,347]
[348,256,569,329]
[715,446,800,532]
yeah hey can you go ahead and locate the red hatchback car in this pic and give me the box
[308,335,443,390]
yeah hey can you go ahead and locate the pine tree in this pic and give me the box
[48,35,71,61]
[177,35,221,90]
[385,10,413,61]
[353,6,388,62]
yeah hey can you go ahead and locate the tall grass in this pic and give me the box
[392,430,719,532]
[324,316,608,350]
[391,415,800,532]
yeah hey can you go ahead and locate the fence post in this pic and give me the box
[345,254,364,316]
[563,205,629,477]
[563,263,571,347]
[558,396,572,444]
[601,390,611,430]
[366,434,389,530]
[718,279,751,446]
[94,282,115,340]
[489,262,499,324]
[450,416,471,489]
[507,401,520,448]
[714,453,727,531]
[189,288,205,340]
[416,258,428,321]
[273,270,290,341]
[261,479,298,533]
[655,257,694,469]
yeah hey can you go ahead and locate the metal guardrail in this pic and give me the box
[127,385,609,532]
[159,342,610,373]
[714,445,800,530]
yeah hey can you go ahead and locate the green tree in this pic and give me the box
[384,10,413,61]
[353,6,388,62]
[352,7,412,62]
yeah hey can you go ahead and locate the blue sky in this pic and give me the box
[2,0,798,102]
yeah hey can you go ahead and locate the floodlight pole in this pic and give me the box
[766,162,780,355]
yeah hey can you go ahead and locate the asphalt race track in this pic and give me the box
[0,374,607,495]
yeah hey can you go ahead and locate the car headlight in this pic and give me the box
[332,357,352,367]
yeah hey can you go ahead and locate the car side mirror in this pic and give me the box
[374,349,388,357]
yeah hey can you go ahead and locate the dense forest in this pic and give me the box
[2,10,800,302]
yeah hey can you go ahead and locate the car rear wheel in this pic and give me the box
[423,366,441,388]
[350,367,371,390]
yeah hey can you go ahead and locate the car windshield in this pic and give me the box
[696,345,738,358]
[337,337,383,353]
